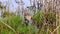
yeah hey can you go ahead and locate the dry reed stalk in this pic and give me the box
[1,21,19,34]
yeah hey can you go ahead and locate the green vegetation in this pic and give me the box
[0,0,60,34]
[0,10,57,34]
[0,11,37,34]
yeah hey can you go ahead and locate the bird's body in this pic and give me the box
[24,12,32,26]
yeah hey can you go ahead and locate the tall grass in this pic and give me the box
[0,10,56,34]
